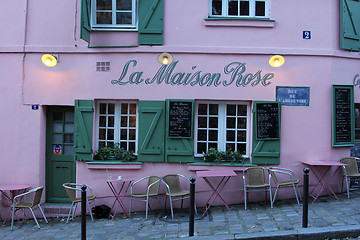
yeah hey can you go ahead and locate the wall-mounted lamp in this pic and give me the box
[269,55,285,67]
[41,54,58,67]
[158,52,173,65]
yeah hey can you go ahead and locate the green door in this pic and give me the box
[46,106,76,203]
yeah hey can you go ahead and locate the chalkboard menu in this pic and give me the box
[332,85,354,146]
[256,102,280,139]
[168,101,193,138]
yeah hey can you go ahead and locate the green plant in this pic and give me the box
[203,148,245,164]
[94,143,136,162]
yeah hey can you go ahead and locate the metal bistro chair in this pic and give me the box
[11,186,48,230]
[129,176,162,220]
[162,174,197,219]
[340,157,360,198]
[63,183,96,223]
[243,167,273,210]
[268,167,302,205]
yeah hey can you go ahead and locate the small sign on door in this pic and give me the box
[53,145,62,155]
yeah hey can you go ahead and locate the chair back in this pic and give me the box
[147,176,161,195]
[63,183,77,202]
[268,169,280,186]
[246,167,266,186]
[162,174,182,194]
[32,186,44,206]
[340,157,359,175]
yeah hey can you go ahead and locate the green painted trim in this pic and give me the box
[204,17,273,21]
[87,161,142,165]
[88,45,138,48]
[188,162,256,167]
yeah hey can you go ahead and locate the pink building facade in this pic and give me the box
[1,0,360,216]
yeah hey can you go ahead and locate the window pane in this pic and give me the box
[197,142,206,154]
[227,130,235,141]
[209,142,217,149]
[121,116,128,127]
[64,134,74,144]
[238,105,247,116]
[116,12,132,25]
[129,129,136,140]
[99,129,106,140]
[129,142,135,152]
[99,141,106,148]
[129,104,136,114]
[99,116,106,127]
[227,117,236,128]
[212,0,222,15]
[121,129,127,139]
[209,104,218,115]
[100,103,107,114]
[237,143,246,154]
[120,142,127,149]
[53,112,63,121]
[227,104,236,116]
[64,145,74,155]
[198,117,208,128]
[65,112,74,122]
[226,143,235,151]
[209,130,218,141]
[198,104,207,115]
[53,123,63,133]
[237,131,246,141]
[97,0,112,10]
[228,0,238,16]
[255,1,265,16]
[129,116,136,127]
[97,12,112,24]
[52,134,63,143]
[107,129,114,140]
[209,117,218,128]
[121,103,128,114]
[237,118,246,129]
[64,123,74,133]
[116,0,132,10]
[198,130,207,141]
[108,116,115,127]
[240,1,249,16]
[108,104,115,114]
[356,130,360,140]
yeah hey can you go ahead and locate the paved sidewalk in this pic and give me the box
[2,191,360,240]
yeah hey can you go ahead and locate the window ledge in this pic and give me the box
[86,161,142,170]
[188,162,257,171]
[204,17,275,28]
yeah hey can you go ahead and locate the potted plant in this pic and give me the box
[203,148,245,164]
[94,143,136,162]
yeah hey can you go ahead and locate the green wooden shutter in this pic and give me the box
[138,0,164,45]
[74,100,94,161]
[80,0,91,44]
[138,101,165,162]
[165,100,194,163]
[251,101,281,165]
[340,0,360,51]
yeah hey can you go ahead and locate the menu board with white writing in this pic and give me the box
[333,87,353,145]
[168,101,193,138]
[256,102,280,139]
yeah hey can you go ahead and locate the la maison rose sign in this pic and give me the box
[111,60,275,87]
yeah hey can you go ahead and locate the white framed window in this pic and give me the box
[96,101,138,152]
[91,0,137,30]
[195,101,250,157]
[209,0,269,18]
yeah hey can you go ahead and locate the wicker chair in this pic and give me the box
[129,176,162,219]
[162,174,197,219]
[340,157,360,198]
[243,167,273,209]
[62,183,96,223]
[11,186,48,230]
[268,167,301,205]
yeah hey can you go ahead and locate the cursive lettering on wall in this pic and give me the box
[111,60,275,87]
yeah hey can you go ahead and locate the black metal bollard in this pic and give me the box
[189,177,196,237]
[81,185,87,240]
[302,168,310,228]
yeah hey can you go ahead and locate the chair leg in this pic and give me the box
[29,208,40,229]
[269,188,273,208]
[11,206,15,231]
[291,183,300,205]
[86,199,94,222]
[168,196,174,219]
[244,188,247,210]
[129,196,133,218]
[66,203,75,224]
[273,187,280,204]
[38,204,48,223]
[345,176,350,198]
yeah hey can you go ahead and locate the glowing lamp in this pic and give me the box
[158,52,173,65]
[41,54,58,67]
[269,55,285,67]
